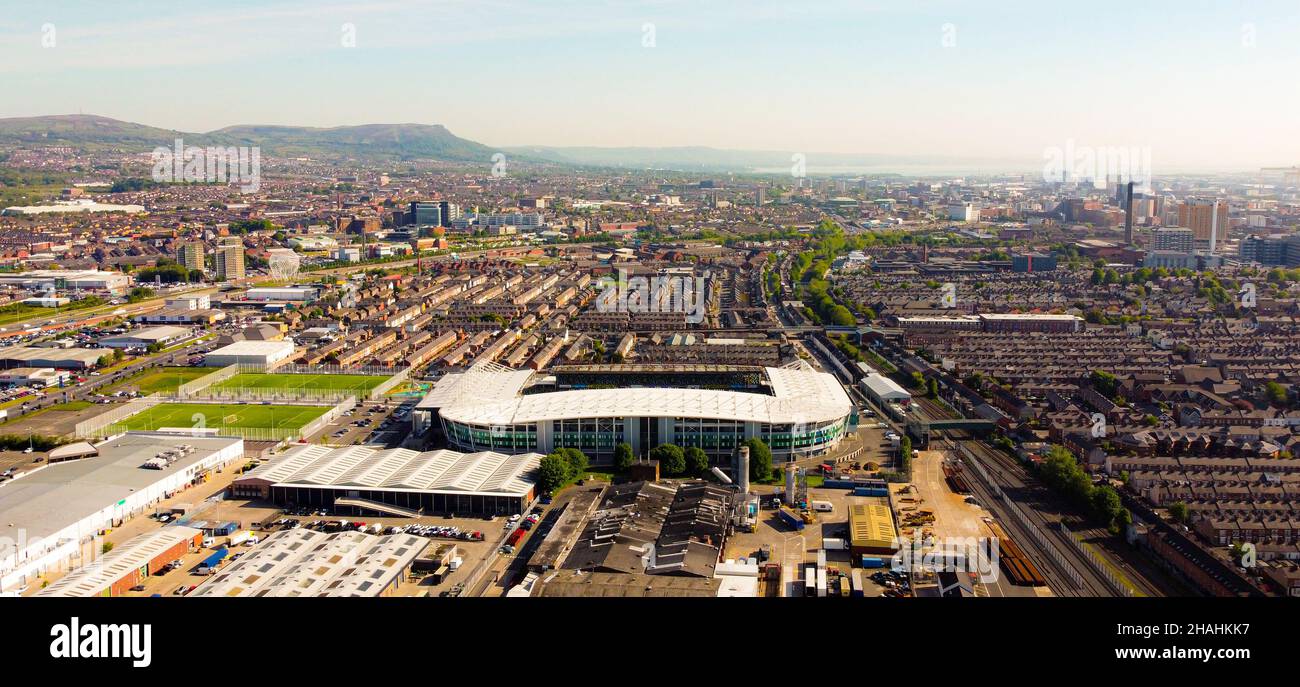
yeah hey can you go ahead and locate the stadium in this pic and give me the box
[414,361,854,463]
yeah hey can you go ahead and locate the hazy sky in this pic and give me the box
[1,0,1298,170]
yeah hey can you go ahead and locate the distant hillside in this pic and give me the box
[0,115,498,162]
[0,114,186,149]
[209,122,496,161]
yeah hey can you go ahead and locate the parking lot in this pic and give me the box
[305,399,413,448]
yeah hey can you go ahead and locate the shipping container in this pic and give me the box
[803,567,815,597]
[860,556,887,568]
[816,568,828,597]
[196,547,229,574]
[850,570,864,597]
[777,508,805,531]
[852,487,890,497]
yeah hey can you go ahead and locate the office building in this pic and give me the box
[439,201,460,227]
[410,201,442,227]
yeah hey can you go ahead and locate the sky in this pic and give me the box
[1,0,1298,171]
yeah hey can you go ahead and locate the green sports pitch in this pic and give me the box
[118,403,330,432]
[212,373,389,393]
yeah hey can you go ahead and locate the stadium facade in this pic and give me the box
[414,361,853,463]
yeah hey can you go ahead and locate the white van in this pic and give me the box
[811,501,834,513]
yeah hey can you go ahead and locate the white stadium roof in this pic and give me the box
[241,444,540,496]
[430,360,852,426]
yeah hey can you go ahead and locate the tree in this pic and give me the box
[537,454,570,494]
[744,437,773,482]
[926,378,939,399]
[614,442,634,472]
[649,444,686,476]
[1264,381,1289,407]
[685,446,709,476]
[1168,500,1189,523]
[550,447,588,481]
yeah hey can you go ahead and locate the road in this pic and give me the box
[2,336,216,424]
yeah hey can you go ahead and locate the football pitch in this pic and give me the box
[119,403,330,432]
[212,373,388,393]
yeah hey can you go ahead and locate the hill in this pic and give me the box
[0,115,497,162]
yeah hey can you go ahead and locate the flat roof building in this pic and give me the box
[204,339,295,367]
[0,432,244,592]
[98,325,190,349]
[0,346,105,370]
[190,528,428,597]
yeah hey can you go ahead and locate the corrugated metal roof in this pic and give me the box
[240,444,540,496]
[36,527,202,597]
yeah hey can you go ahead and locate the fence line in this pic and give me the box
[75,395,163,438]
[1060,522,1137,597]
[177,364,240,398]
[188,387,357,403]
[369,367,410,400]
[89,396,358,444]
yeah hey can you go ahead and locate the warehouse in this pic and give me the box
[244,286,319,302]
[860,372,911,405]
[0,432,244,592]
[0,346,105,370]
[204,339,295,367]
[849,502,899,557]
[231,444,541,516]
[97,325,190,350]
[34,526,203,597]
[189,528,428,597]
[0,269,131,296]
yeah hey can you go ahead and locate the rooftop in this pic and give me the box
[189,528,428,597]
[427,360,851,426]
[238,444,541,497]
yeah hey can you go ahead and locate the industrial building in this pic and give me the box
[557,480,730,578]
[189,528,428,597]
[0,346,106,370]
[34,527,203,597]
[230,444,541,516]
[204,339,295,367]
[0,432,244,592]
[244,286,319,302]
[415,360,853,462]
[849,502,898,557]
[0,269,131,296]
[97,325,190,349]
[860,372,911,405]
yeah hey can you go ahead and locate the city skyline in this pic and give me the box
[2,0,1299,172]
